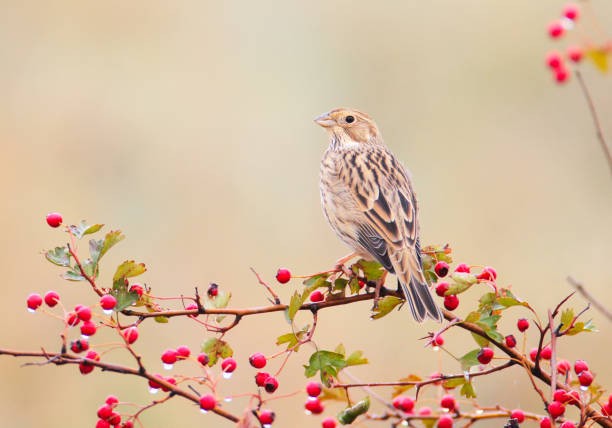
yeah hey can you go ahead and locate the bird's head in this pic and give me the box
[314,108,383,148]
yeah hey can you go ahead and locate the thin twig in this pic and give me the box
[574,69,612,176]
[250,268,281,305]
[567,276,612,322]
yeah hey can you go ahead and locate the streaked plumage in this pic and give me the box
[315,108,442,322]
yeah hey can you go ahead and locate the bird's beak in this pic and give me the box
[314,112,336,128]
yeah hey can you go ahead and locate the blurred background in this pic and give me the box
[0,1,610,427]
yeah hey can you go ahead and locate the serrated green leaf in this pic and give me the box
[63,269,85,281]
[337,396,370,425]
[69,221,104,239]
[476,315,503,342]
[566,319,597,336]
[493,296,528,310]
[202,338,233,366]
[333,278,348,291]
[460,380,476,398]
[471,332,489,347]
[112,260,146,282]
[96,230,125,263]
[114,288,139,311]
[276,326,308,351]
[46,246,71,267]
[392,374,421,397]
[465,311,481,323]
[154,316,169,323]
[371,295,403,320]
[286,291,303,322]
[355,259,385,281]
[346,350,368,367]
[446,272,477,295]
[303,273,330,287]
[560,308,574,330]
[443,377,466,389]
[459,349,480,371]
[348,277,361,294]
[304,350,347,386]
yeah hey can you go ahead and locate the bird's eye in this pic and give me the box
[345,115,355,124]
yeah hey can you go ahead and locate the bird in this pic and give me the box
[315,108,442,322]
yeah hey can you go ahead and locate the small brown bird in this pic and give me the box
[315,108,442,322]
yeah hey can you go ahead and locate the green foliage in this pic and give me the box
[559,308,597,336]
[286,273,331,322]
[337,396,370,425]
[45,246,70,267]
[445,272,477,295]
[304,345,367,387]
[352,259,385,281]
[201,338,233,366]
[276,325,309,351]
[459,349,481,371]
[370,295,403,320]
[392,374,422,397]
[112,260,146,311]
[69,221,104,239]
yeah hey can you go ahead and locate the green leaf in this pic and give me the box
[286,291,303,322]
[348,278,361,294]
[69,221,104,239]
[443,377,466,389]
[154,316,169,323]
[114,288,140,311]
[334,343,346,356]
[276,326,309,351]
[304,350,348,387]
[459,349,480,371]
[346,350,368,367]
[460,380,477,398]
[320,386,348,403]
[355,259,385,281]
[46,246,71,267]
[493,296,528,310]
[333,278,348,291]
[566,319,597,336]
[63,269,85,281]
[392,374,421,397]
[471,332,489,348]
[95,230,125,263]
[112,260,146,283]
[476,315,503,342]
[371,295,403,320]
[337,396,370,425]
[202,338,233,366]
[303,273,330,288]
[446,272,477,295]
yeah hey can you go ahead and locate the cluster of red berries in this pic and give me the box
[434,263,496,312]
[248,353,280,393]
[545,3,582,84]
[303,381,335,426]
[95,395,132,428]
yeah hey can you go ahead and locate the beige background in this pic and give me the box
[0,1,610,427]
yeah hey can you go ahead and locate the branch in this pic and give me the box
[567,276,612,322]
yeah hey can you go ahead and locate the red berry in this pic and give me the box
[433,335,444,346]
[419,407,432,416]
[161,349,178,366]
[70,339,89,353]
[76,305,92,322]
[249,352,267,369]
[391,396,414,413]
[44,291,60,307]
[46,212,63,228]
[602,403,612,416]
[437,415,453,428]
[560,422,576,428]
[122,327,139,344]
[306,381,322,398]
[454,263,470,273]
[553,390,569,403]
[160,376,176,392]
[540,417,552,428]
[96,420,111,428]
[511,409,525,423]
[557,359,571,375]
[129,284,144,297]
[80,321,97,337]
[66,312,80,327]
[199,394,216,411]
[310,290,324,302]
[440,394,456,411]
[443,294,459,311]
[275,268,291,284]
[578,370,594,387]
[105,395,119,406]
[505,335,517,348]
[546,51,563,69]
[207,283,219,297]
[97,404,113,419]
[259,410,275,425]
[477,347,494,364]
[567,46,583,63]
[264,376,279,393]
[563,3,579,20]
[197,353,209,366]
[435,282,450,297]
[79,363,94,375]
[574,360,589,374]
[255,371,271,387]
[358,279,366,289]
[548,21,564,38]
[555,67,570,84]
[80,350,100,375]
[529,348,538,362]
[221,357,237,373]
[476,266,497,281]
[26,293,43,311]
[100,294,117,311]
[517,318,530,332]
[541,346,552,360]
[322,417,337,428]
[567,390,580,404]
[123,421,134,428]
[186,303,199,318]
[548,401,565,418]
[148,375,162,390]
[434,261,449,278]
[305,398,324,414]
[176,345,191,359]
[107,413,121,425]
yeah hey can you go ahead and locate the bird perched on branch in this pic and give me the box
[315,108,442,322]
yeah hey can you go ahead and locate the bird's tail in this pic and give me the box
[391,248,443,323]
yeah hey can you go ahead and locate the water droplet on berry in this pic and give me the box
[222,371,233,379]
[149,387,159,394]
[103,309,113,315]
[27,308,36,313]
[224,397,232,402]
[476,409,484,415]
[163,363,174,370]
[200,409,208,414]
